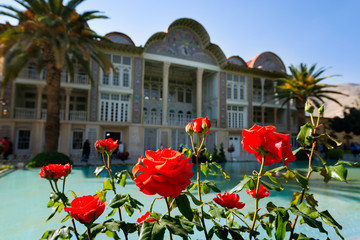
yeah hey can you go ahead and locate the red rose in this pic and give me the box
[132,148,194,198]
[136,211,156,224]
[192,117,211,135]
[39,164,72,180]
[246,185,269,199]
[95,138,118,155]
[213,191,245,209]
[242,124,296,166]
[64,195,105,225]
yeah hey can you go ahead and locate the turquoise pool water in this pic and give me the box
[0,161,359,239]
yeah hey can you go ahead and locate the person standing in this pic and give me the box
[82,139,90,162]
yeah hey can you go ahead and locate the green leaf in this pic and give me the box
[297,122,313,147]
[103,178,113,190]
[314,151,327,165]
[104,220,122,232]
[114,171,127,187]
[204,148,212,161]
[160,215,189,238]
[104,230,120,240]
[138,221,165,240]
[69,190,77,199]
[304,193,318,207]
[319,210,342,229]
[212,162,231,180]
[290,192,302,206]
[200,162,210,177]
[260,179,283,191]
[106,208,117,218]
[182,148,192,158]
[266,166,287,174]
[229,175,252,193]
[201,182,210,194]
[336,161,360,168]
[275,212,287,240]
[124,203,134,216]
[292,147,303,156]
[265,172,283,189]
[315,134,342,149]
[175,194,194,221]
[94,166,105,177]
[209,206,225,220]
[184,191,202,206]
[328,164,348,183]
[290,206,327,234]
[294,170,309,190]
[61,214,71,223]
[282,169,295,182]
[109,194,127,209]
[298,202,319,219]
[46,206,59,222]
[203,180,221,193]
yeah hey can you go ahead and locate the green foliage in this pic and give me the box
[218,142,227,163]
[26,152,73,168]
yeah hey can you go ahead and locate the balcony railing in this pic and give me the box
[69,110,87,121]
[15,108,86,121]
[17,67,89,85]
[15,108,36,119]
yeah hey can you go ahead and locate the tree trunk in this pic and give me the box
[44,46,61,152]
[295,98,306,128]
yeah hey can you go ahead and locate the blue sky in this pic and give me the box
[0,0,359,85]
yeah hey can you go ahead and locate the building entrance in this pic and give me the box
[229,135,241,160]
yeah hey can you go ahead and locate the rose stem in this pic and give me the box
[195,134,209,240]
[289,114,319,239]
[165,197,174,240]
[249,154,265,240]
[87,227,93,240]
[49,180,80,240]
[104,153,128,240]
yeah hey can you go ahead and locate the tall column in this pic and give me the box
[261,78,265,102]
[36,85,44,119]
[64,87,72,121]
[196,68,204,117]
[162,62,170,125]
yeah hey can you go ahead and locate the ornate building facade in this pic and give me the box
[0,18,298,162]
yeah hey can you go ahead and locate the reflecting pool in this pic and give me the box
[0,161,359,239]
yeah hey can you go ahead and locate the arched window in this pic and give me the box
[169,109,175,125]
[151,108,157,124]
[113,68,120,86]
[178,111,184,125]
[103,72,109,85]
[186,111,192,122]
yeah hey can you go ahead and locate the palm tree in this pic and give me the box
[277,63,345,127]
[0,0,112,152]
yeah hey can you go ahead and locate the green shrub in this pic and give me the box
[26,152,73,168]
[327,148,344,160]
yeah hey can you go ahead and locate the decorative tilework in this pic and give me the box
[132,57,143,123]
[90,61,99,121]
[253,53,285,73]
[146,28,217,65]
[219,72,226,128]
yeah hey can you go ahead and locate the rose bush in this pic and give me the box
[39,163,72,180]
[39,103,358,240]
[132,148,193,198]
[64,195,105,225]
